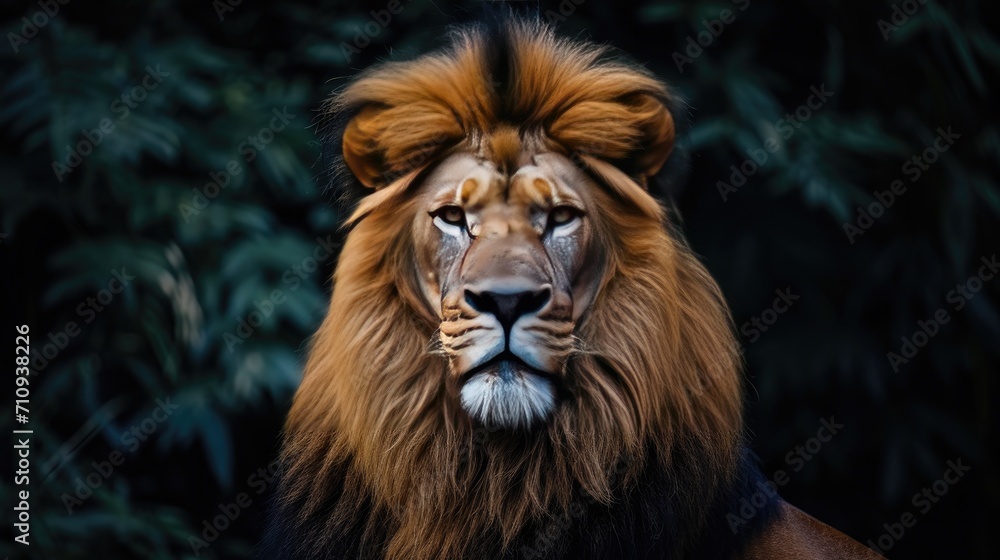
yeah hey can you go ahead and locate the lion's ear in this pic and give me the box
[340,102,465,189]
[626,92,676,181]
[341,105,388,188]
[548,91,676,186]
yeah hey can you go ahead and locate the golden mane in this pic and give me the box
[280,19,743,560]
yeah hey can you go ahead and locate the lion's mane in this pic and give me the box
[263,19,760,560]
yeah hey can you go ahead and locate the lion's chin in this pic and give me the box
[459,359,556,430]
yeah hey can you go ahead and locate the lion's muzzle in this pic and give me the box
[439,218,574,429]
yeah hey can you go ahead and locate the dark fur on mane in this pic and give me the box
[258,446,781,559]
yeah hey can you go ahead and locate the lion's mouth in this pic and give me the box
[458,351,558,429]
[459,350,556,384]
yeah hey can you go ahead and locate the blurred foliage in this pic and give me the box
[0,0,997,558]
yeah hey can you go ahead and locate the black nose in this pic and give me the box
[464,287,551,331]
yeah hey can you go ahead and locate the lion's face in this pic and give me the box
[411,151,603,429]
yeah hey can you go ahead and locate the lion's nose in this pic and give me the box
[464,286,551,331]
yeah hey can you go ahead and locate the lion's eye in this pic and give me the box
[435,206,466,227]
[548,206,581,228]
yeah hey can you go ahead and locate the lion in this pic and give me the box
[258,18,884,560]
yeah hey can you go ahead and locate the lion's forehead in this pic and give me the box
[428,153,585,212]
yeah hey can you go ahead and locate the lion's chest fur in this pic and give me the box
[258,446,781,560]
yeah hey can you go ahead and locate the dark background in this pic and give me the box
[1,0,997,558]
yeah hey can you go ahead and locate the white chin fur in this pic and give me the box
[459,361,555,429]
